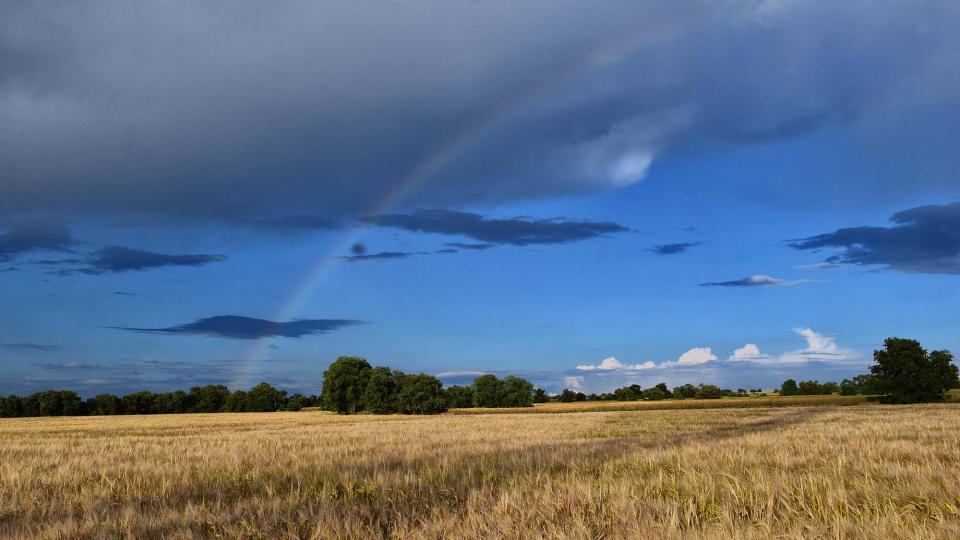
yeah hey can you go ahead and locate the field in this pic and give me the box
[1,404,959,539]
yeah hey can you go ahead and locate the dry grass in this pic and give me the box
[450,394,870,414]
[1,405,959,539]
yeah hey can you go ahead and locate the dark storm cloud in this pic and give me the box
[650,242,700,255]
[2,1,958,222]
[367,209,628,246]
[0,223,76,262]
[41,247,226,275]
[789,202,960,274]
[111,315,361,339]
[1,342,60,352]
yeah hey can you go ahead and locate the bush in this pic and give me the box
[694,384,722,399]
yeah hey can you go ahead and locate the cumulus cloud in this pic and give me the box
[576,356,656,371]
[728,327,858,364]
[111,315,361,339]
[577,347,716,372]
[2,1,956,221]
[790,202,960,275]
[563,376,584,390]
[367,209,628,246]
[700,275,811,287]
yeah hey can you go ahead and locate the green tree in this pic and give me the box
[780,379,798,396]
[445,385,475,408]
[395,373,448,414]
[672,384,697,399]
[121,391,156,415]
[362,367,399,413]
[224,390,249,412]
[500,375,534,407]
[320,356,372,414]
[694,384,723,399]
[531,388,549,403]
[246,383,287,412]
[642,385,670,400]
[472,374,503,407]
[871,338,959,403]
[839,379,859,396]
[558,389,577,403]
[187,385,231,413]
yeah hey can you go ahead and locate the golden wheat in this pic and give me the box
[0,404,958,539]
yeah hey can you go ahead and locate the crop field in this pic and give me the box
[1,404,959,539]
[450,394,872,414]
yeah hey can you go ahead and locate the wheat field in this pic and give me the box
[1,404,958,539]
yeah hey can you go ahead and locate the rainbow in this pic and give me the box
[232,23,679,388]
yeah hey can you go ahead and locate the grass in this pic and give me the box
[1,404,959,538]
[450,394,871,414]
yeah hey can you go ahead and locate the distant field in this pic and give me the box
[2,404,959,538]
[450,394,871,414]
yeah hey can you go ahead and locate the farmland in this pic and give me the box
[1,403,959,538]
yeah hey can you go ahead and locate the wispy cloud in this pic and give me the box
[649,242,700,255]
[1,342,60,352]
[366,209,629,246]
[36,247,226,275]
[0,222,76,262]
[700,275,812,287]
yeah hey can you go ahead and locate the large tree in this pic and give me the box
[471,374,503,407]
[395,373,448,414]
[871,338,959,403]
[320,356,372,414]
[362,367,399,414]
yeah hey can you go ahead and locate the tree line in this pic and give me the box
[1,337,955,418]
[319,357,535,414]
[0,383,316,418]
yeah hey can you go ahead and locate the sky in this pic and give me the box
[2,0,960,396]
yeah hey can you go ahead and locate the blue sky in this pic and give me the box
[2,1,959,395]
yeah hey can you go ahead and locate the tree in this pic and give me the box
[531,388,549,403]
[780,379,798,396]
[446,385,475,408]
[694,384,722,399]
[320,356,372,414]
[673,384,697,399]
[839,379,859,396]
[395,373,448,414]
[246,383,287,412]
[642,386,670,400]
[363,367,399,413]
[558,389,577,403]
[188,385,231,413]
[500,376,534,407]
[472,374,503,407]
[224,391,249,412]
[871,338,959,403]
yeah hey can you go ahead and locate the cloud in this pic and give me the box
[337,251,423,263]
[367,209,629,246]
[563,376,584,390]
[111,315,361,339]
[6,1,952,221]
[673,347,718,365]
[444,242,496,251]
[728,343,772,362]
[577,347,716,372]
[1,342,60,352]
[728,327,858,364]
[39,247,226,275]
[0,222,76,262]
[649,242,700,255]
[789,202,960,275]
[700,275,811,287]
[576,356,656,371]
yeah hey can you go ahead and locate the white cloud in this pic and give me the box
[608,150,654,185]
[675,347,717,365]
[564,376,584,390]
[576,356,656,371]
[728,343,773,362]
[728,328,859,364]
